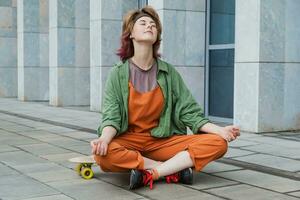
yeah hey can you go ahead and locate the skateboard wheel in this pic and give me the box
[81,167,94,179]
[75,164,83,175]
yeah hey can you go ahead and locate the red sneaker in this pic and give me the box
[165,168,193,185]
[129,169,154,190]
[165,172,180,183]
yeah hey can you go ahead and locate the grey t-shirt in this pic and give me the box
[129,59,158,93]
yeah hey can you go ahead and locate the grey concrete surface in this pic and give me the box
[0,97,299,200]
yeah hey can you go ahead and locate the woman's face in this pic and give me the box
[131,16,158,45]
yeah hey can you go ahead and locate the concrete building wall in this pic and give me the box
[17,0,49,101]
[0,0,17,97]
[49,0,90,106]
[234,0,300,132]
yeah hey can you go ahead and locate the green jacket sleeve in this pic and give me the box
[171,68,210,133]
[97,68,121,137]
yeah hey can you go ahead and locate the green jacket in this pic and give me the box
[98,59,210,138]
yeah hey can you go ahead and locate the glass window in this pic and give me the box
[210,0,235,44]
[209,49,234,118]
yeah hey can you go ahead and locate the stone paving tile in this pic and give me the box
[3,117,35,124]
[263,133,285,137]
[0,133,40,145]
[280,136,300,141]
[40,152,88,168]
[45,138,89,148]
[0,114,19,121]
[0,119,28,126]
[214,169,300,193]
[189,172,238,190]
[40,152,86,163]
[241,143,300,159]
[0,123,36,133]
[135,182,224,200]
[85,170,128,187]
[242,136,300,148]
[288,191,300,198]
[0,151,49,167]
[37,126,78,134]
[0,162,20,176]
[0,144,19,153]
[0,130,19,137]
[202,161,243,173]
[13,162,68,174]
[13,120,52,128]
[0,174,59,200]
[22,194,74,200]
[82,138,96,143]
[33,124,71,130]
[46,179,148,200]
[22,119,58,129]
[16,143,72,156]
[59,131,97,140]
[0,129,9,133]
[63,106,90,112]
[83,123,99,130]
[224,148,256,158]
[264,131,300,137]
[204,184,300,200]
[228,139,260,148]
[27,168,81,183]
[233,154,300,172]
[237,133,263,138]
[17,130,60,138]
[95,171,131,188]
[64,145,91,155]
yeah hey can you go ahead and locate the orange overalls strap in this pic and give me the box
[127,81,164,133]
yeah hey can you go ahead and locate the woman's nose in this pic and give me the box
[146,23,152,29]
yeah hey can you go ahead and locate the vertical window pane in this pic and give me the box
[210,0,235,44]
[209,49,234,118]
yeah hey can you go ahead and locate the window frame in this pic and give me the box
[205,0,235,124]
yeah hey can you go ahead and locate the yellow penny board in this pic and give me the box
[69,155,96,179]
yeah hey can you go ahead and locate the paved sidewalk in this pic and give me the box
[0,97,299,200]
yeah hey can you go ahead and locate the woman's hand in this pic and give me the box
[200,123,240,142]
[217,125,240,142]
[90,137,109,156]
[90,126,117,156]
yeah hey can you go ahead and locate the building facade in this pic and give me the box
[0,0,299,133]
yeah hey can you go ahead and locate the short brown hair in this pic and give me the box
[116,6,162,62]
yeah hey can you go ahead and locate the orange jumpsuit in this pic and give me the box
[94,82,227,172]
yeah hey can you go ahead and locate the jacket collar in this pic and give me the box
[118,58,169,74]
[156,58,169,73]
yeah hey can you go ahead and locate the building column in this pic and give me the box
[17,0,49,101]
[49,0,90,106]
[90,0,138,111]
[149,0,207,107]
[234,0,300,132]
[0,0,17,97]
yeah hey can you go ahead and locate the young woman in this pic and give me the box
[90,6,240,190]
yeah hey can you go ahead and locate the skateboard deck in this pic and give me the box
[69,155,96,179]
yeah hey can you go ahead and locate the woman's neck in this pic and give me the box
[131,44,154,71]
